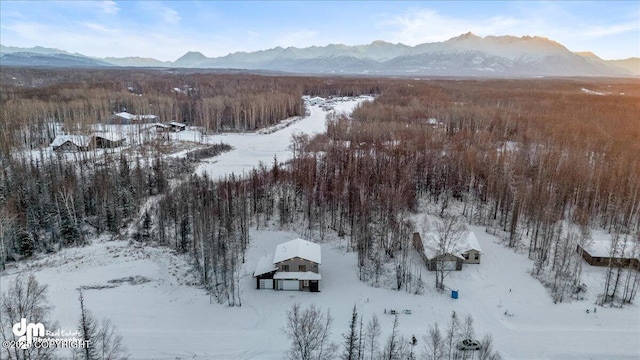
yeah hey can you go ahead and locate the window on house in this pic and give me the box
[282,265,289,272]
[299,265,306,272]
[463,253,469,260]
[474,253,479,260]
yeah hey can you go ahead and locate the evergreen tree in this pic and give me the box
[342,304,359,360]
[77,290,99,360]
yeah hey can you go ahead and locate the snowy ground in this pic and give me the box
[191,96,373,180]
[3,96,639,359]
[2,227,639,359]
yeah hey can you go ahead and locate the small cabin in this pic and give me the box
[51,135,92,152]
[169,121,187,132]
[577,240,639,270]
[94,134,125,148]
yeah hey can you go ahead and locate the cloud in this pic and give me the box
[98,1,120,15]
[80,22,119,35]
[381,8,529,45]
[582,21,640,38]
[139,2,181,25]
[382,6,639,47]
[161,7,181,24]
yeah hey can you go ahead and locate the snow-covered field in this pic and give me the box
[2,227,639,359]
[2,96,639,359]
[190,96,373,180]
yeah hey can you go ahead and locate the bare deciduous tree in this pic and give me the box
[478,333,502,360]
[283,303,336,360]
[365,314,381,360]
[423,322,443,360]
[382,314,406,360]
[75,290,128,360]
[0,275,58,360]
[427,214,467,290]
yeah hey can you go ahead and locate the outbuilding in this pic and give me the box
[412,231,483,271]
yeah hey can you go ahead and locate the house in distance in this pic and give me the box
[51,134,125,151]
[253,238,321,292]
[413,231,482,271]
[110,111,157,124]
[50,135,93,152]
[577,239,639,270]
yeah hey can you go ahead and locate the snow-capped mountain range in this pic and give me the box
[2,33,638,77]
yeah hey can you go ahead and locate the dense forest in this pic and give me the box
[0,68,382,155]
[1,67,638,307]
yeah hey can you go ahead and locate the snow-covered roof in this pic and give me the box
[421,231,482,260]
[463,232,482,253]
[151,123,170,128]
[307,97,325,104]
[254,254,278,277]
[169,121,186,127]
[583,239,639,259]
[273,238,321,264]
[115,112,135,120]
[114,112,157,120]
[273,272,322,281]
[50,135,92,147]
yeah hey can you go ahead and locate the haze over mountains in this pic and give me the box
[2,33,638,77]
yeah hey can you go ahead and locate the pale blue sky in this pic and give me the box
[1,1,638,61]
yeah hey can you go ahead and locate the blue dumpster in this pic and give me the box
[451,290,459,299]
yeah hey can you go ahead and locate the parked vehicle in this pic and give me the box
[457,339,482,351]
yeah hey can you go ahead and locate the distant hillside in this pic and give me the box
[177,33,632,77]
[0,52,112,68]
[576,52,637,76]
[1,44,74,56]
[173,51,210,68]
[1,34,636,77]
[607,58,640,76]
[102,57,172,67]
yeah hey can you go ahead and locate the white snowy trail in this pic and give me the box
[192,97,372,180]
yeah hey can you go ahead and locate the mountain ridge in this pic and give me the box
[2,33,638,76]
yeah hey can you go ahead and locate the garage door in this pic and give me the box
[259,279,273,290]
[280,280,300,291]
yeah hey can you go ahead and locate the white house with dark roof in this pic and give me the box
[254,238,322,292]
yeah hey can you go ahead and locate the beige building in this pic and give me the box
[254,238,321,292]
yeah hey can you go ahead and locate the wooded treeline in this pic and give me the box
[153,174,249,306]
[270,79,640,302]
[0,151,175,267]
[1,69,638,306]
[0,67,381,156]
